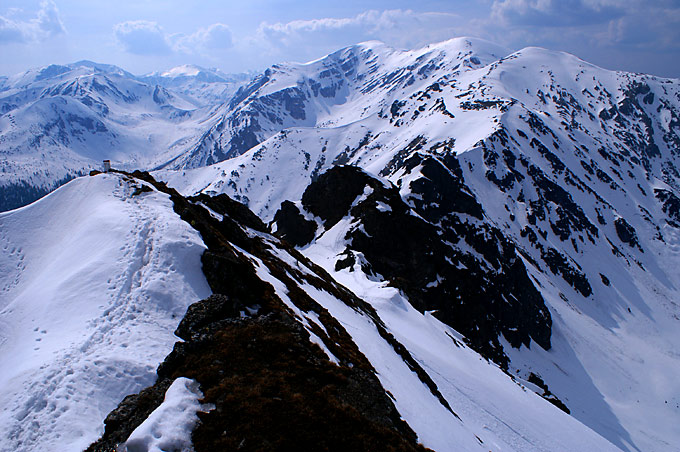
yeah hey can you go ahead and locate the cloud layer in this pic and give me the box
[2,2,678,79]
[114,21,171,55]
[0,1,65,45]
[256,9,461,52]
[114,20,233,56]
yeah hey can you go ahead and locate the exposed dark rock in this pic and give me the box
[272,200,318,246]
[301,165,374,229]
[600,274,611,286]
[655,188,680,227]
[614,217,642,251]
[526,164,599,242]
[406,154,484,220]
[527,373,570,414]
[380,136,427,176]
[541,248,592,297]
[85,380,173,452]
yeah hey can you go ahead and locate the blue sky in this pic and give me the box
[1,0,679,78]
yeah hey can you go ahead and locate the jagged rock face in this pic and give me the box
[272,200,317,246]
[275,165,552,366]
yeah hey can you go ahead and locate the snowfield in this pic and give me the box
[0,173,210,451]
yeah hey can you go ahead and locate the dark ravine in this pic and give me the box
[86,170,432,452]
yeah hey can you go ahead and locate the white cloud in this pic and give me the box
[35,0,65,37]
[490,0,625,26]
[601,6,680,50]
[173,23,233,53]
[0,1,65,45]
[114,21,233,57]
[256,9,462,52]
[114,20,172,55]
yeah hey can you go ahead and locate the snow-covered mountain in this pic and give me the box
[1,37,680,451]
[159,38,680,452]
[162,38,508,169]
[0,61,252,211]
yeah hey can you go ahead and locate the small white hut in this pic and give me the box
[103,160,111,172]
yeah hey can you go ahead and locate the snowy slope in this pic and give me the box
[158,38,680,452]
[234,217,621,452]
[0,173,210,451]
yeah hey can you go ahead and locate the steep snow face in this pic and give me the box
[242,231,620,452]
[0,174,211,451]
[158,39,680,452]
[293,222,620,452]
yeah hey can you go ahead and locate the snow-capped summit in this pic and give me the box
[161,37,513,169]
[3,61,135,92]
[160,64,206,78]
[155,64,227,82]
